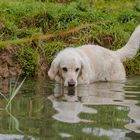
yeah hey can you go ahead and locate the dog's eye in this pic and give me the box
[62,67,68,72]
[75,68,79,72]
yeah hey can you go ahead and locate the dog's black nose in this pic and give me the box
[68,79,75,87]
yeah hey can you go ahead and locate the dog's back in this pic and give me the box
[76,45,126,82]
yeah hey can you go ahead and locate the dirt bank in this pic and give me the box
[0,45,48,79]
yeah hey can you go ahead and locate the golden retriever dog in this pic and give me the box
[48,25,140,87]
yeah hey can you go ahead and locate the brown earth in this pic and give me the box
[0,46,22,79]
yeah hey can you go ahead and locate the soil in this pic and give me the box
[0,46,22,79]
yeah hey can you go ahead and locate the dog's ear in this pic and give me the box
[80,59,90,84]
[48,58,59,80]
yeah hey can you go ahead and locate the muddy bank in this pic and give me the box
[0,45,48,79]
[0,46,21,79]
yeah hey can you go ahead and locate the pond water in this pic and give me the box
[0,76,140,140]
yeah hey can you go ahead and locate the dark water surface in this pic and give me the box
[0,76,140,140]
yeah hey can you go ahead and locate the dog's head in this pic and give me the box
[48,48,89,87]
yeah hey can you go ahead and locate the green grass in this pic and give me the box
[5,77,26,109]
[0,77,26,110]
[16,46,38,76]
[0,0,140,75]
[0,77,26,133]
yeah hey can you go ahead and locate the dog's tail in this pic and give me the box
[115,25,140,62]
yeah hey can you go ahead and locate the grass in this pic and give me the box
[1,78,26,111]
[0,0,140,75]
[0,77,26,110]
[0,77,26,133]
[5,77,26,109]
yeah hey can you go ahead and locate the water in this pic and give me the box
[0,76,140,140]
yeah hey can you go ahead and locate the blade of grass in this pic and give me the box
[6,109,23,134]
[0,91,8,102]
[11,77,20,96]
[5,77,26,110]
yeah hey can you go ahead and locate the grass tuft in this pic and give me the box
[5,77,26,110]
[0,77,26,133]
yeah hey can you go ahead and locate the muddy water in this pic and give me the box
[0,76,140,140]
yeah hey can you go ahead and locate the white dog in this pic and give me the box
[48,25,140,87]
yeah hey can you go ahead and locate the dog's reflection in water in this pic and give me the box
[48,84,97,123]
[67,87,75,96]
[48,82,126,123]
[48,82,140,133]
